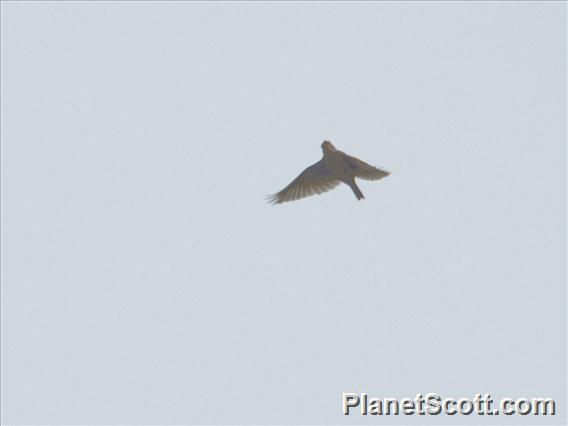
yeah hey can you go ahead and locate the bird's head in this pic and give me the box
[321,140,336,154]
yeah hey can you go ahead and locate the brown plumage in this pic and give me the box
[267,140,389,204]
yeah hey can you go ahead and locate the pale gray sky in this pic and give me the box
[1,1,566,425]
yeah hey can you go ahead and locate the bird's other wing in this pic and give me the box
[346,155,390,181]
[266,160,340,204]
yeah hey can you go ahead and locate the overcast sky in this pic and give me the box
[1,2,566,425]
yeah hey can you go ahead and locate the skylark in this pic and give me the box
[267,140,389,204]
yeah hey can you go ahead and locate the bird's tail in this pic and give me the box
[349,181,365,200]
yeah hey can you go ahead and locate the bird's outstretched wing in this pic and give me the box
[266,160,340,204]
[346,155,390,181]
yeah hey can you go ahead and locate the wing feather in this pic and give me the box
[347,155,390,181]
[266,160,340,204]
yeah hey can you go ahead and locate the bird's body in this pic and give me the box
[267,140,389,204]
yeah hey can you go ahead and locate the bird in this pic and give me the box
[267,140,389,204]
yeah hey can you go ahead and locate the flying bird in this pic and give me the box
[267,140,389,204]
